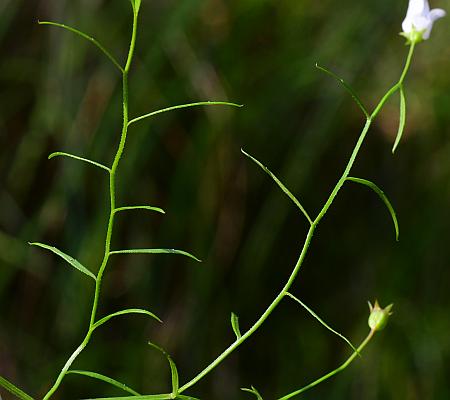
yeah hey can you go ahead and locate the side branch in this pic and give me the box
[48,152,111,173]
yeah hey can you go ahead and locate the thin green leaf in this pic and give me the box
[109,249,201,262]
[176,396,201,400]
[128,102,243,126]
[83,395,173,400]
[148,342,179,395]
[38,21,124,73]
[29,242,96,280]
[241,149,312,225]
[67,370,140,396]
[392,85,406,154]
[0,375,34,400]
[114,206,165,215]
[285,292,360,356]
[92,309,162,331]
[346,177,399,241]
[315,63,370,119]
[48,152,111,173]
[241,386,263,400]
[230,312,242,339]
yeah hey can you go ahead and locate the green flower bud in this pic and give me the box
[368,300,393,331]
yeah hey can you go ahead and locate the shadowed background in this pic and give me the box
[1,0,450,399]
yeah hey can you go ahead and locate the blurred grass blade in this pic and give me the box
[241,149,312,225]
[48,152,111,173]
[67,370,140,396]
[392,85,406,154]
[346,177,399,241]
[315,63,370,119]
[148,342,179,395]
[109,249,201,262]
[128,102,243,126]
[83,395,173,400]
[285,292,360,356]
[38,21,124,73]
[92,309,162,330]
[241,386,264,400]
[231,312,242,339]
[29,242,97,280]
[0,376,34,400]
[114,206,165,214]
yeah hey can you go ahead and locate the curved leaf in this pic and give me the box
[83,395,172,400]
[114,206,165,215]
[109,249,201,262]
[48,152,111,173]
[92,309,162,331]
[67,370,140,396]
[241,386,264,400]
[392,85,406,154]
[148,342,179,395]
[241,149,312,225]
[29,242,96,280]
[230,312,242,339]
[346,177,399,241]
[0,375,34,400]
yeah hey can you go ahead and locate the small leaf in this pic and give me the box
[346,177,399,241]
[67,370,140,396]
[392,85,406,154]
[241,386,264,400]
[83,395,173,400]
[48,152,111,173]
[29,242,96,280]
[109,249,201,262]
[0,375,34,400]
[92,309,162,331]
[241,149,312,225]
[285,292,360,356]
[230,312,242,339]
[148,342,179,395]
[114,206,165,215]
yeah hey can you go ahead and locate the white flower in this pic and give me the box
[401,0,446,42]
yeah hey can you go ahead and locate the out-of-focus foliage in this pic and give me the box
[1,0,449,399]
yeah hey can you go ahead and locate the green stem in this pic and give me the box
[41,6,139,400]
[178,44,415,395]
[276,329,376,400]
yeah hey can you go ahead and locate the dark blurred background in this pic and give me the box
[1,0,449,399]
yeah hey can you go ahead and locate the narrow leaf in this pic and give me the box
[38,21,123,73]
[392,85,406,154]
[49,152,111,173]
[285,292,360,356]
[0,376,34,400]
[241,149,312,225]
[83,395,172,400]
[92,309,162,330]
[148,342,179,395]
[29,242,96,280]
[114,206,165,215]
[315,63,370,119]
[241,386,263,400]
[67,370,140,396]
[128,102,243,126]
[230,312,242,339]
[346,177,399,241]
[109,249,201,262]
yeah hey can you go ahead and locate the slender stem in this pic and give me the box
[41,7,139,400]
[178,44,416,394]
[276,329,376,400]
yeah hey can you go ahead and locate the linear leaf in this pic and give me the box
[38,21,123,73]
[241,386,264,400]
[48,152,111,173]
[315,63,370,119]
[29,242,96,280]
[346,177,399,241]
[0,376,34,400]
[128,102,243,126]
[148,342,179,395]
[241,149,312,225]
[230,312,242,339]
[114,206,165,215]
[109,249,201,262]
[67,370,140,396]
[285,292,360,356]
[392,85,406,154]
[83,395,173,400]
[92,309,162,330]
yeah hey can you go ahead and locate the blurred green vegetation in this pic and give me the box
[1,0,450,399]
